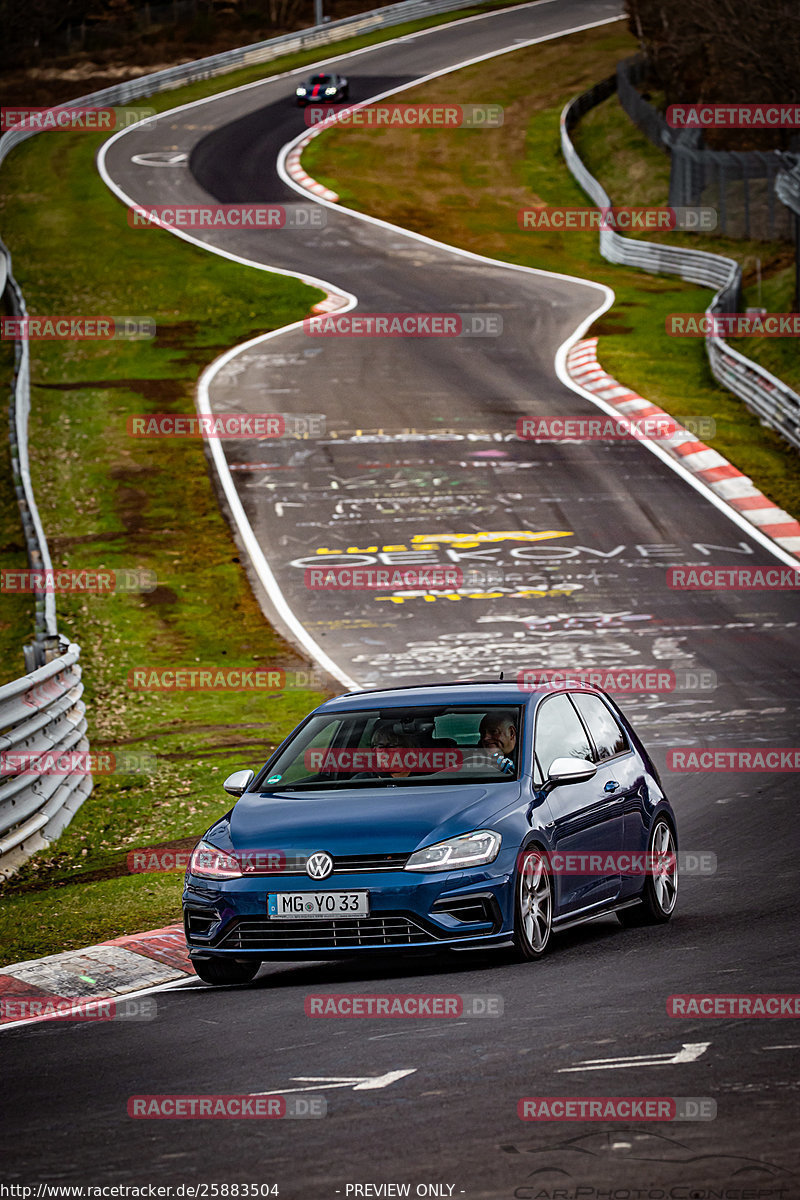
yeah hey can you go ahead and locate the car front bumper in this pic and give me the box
[183,865,515,959]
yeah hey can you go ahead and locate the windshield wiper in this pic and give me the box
[262,779,393,791]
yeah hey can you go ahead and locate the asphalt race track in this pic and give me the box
[2,0,799,1195]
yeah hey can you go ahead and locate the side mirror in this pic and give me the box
[223,768,255,797]
[547,757,597,787]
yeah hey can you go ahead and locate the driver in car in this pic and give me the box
[478,711,518,773]
[352,721,415,779]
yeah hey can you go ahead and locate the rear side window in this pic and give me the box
[534,693,593,780]
[571,693,630,762]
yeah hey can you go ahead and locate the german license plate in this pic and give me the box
[268,891,369,919]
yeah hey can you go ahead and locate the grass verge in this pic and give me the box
[0,0,537,966]
[0,3,795,967]
[0,117,328,957]
[303,21,799,515]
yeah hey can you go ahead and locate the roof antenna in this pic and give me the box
[499,671,504,681]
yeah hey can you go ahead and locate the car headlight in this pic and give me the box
[325,87,337,95]
[296,87,307,95]
[189,839,242,879]
[404,830,501,872]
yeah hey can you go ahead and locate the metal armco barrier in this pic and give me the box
[561,79,800,454]
[2,238,63,665]
[0,645,91,880]
[0,0,491,875]
[0,0,493,167]
[776,155,800,312]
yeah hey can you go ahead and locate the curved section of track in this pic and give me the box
[5,3,795,1189]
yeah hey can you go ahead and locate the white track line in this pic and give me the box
[0,975,198,1033]
[275,22,800,572]
[97,8,623,688]
[98,6,797,697]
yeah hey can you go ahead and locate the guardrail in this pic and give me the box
[0,0,498,167]
[3,238,64,667]
[561,79,800,454]
[0,0,498,876]
[0,645,91,880]
[776,153,800,310]
[2,239,86,878]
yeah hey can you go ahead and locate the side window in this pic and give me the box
[533,693,593,780]
[434,713,483,745]
[571,694,630,762]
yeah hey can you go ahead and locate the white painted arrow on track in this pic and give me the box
[251,1069,417,1094]
[558,1043,710,1072]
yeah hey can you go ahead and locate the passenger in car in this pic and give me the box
[478,711,518,764]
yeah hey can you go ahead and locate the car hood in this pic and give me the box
[226,782,519,855]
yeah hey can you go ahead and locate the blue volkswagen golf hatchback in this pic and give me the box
[183,682,678,984]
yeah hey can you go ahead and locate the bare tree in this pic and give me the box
[625,0,800,105]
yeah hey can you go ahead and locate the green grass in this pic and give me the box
[303,21,800,516]
[0,0,538,967]
[0,339,34,664]
[1,2,797,968]
[0,875,186,964]
[58,0,531,119]
[575,93,800,397]
[0,70,331,965]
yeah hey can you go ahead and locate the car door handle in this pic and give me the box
[604,781,620,793]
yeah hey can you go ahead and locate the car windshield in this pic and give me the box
[310,75,332,83]
[254,704,522,790]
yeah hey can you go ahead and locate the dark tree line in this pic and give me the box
[0,0,310,68]
[625,0,800,106]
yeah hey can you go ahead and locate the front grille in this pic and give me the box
[217,915,437,950]
[240,852,410,875]
[332,853,410,873]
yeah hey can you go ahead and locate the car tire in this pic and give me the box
[192,958,260,985]
[617,817,678,927]
[512,847,553,961]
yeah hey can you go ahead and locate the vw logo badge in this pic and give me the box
[306,851,334,880]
